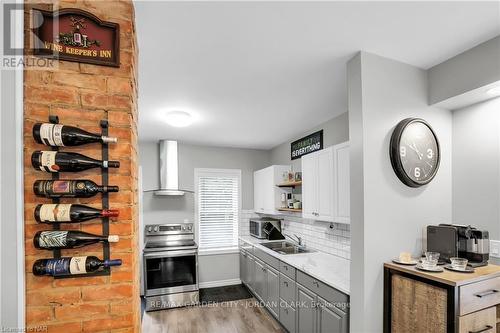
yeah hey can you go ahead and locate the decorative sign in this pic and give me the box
[291,130,323,160]
[33,9,120,67]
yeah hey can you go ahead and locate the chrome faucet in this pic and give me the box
[284,233,303,246]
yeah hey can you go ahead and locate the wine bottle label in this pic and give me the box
[38,151,58,172]
[51,181,71,193]
[69,256,87,274]
[38,231,68,248]
[39,204,72,222]
[39,124,64,146]
[44,258,70,276]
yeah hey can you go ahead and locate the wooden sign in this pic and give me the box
[33,8,120,67]
[291,130,323,160]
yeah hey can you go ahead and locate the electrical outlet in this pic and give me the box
[490,240,500,258]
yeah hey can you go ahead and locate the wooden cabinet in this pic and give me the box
[253,165,290,214]
[384,262,500,333]
[458,307,496,333]
[302,142,350,223]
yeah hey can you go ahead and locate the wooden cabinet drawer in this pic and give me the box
[460,277,500,315]
[296,271,348,307]
[280,273,296,304]
[458,306,496,333]
[280,261,296,279]
[279,298,296,333]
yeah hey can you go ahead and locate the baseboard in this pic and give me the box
[199,278,242,289]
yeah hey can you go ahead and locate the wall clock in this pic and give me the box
[390,118,440,188]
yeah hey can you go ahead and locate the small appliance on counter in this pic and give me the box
[249,217,283,239]
[426,224,489,267]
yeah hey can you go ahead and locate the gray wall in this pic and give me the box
[452,97,500,239]
[428,36,500,106]
[1,69,23,327]
[348,51,453,332]
[139,142,270,284]
[269,112,349,170]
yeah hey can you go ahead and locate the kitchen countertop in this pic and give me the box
[239,236,350,295]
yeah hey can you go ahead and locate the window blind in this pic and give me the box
[196,170,240,251]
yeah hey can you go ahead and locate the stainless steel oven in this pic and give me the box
[143,223,199,311]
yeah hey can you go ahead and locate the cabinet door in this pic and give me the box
[317,147,334,222]
[458,306,496,333]
[247,255,255,291]
[333,142,350,224]
[297,285,317,333]
[262,167,275,214]
[317,297,348,333]
[254,259,267,301]
[254,170,264,213]
[302,154,317,219]
[239,251,247,285]
[266,266,280,318]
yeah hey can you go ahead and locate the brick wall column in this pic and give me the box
[23,1,140,332]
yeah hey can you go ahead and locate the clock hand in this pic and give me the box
[425,161,433,168]
[408,142,423,160]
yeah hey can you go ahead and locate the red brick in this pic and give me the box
[81,284,133,301]
[82,313,133,332]
[107,77,131,95]
[52,72,106,91]
[26,288,81,306]
[53,276,107,288]
[46,321,82,333]
[25,86,79,105]
[55,302,109,319]
[26,306,53,323]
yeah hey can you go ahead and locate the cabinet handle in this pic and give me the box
[313,281,319,287]
[284,281,288,287]
[469,325,493,333]
[284,266,288,270]
[474,290,498,298]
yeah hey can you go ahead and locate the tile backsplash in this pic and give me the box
[239,209,351,260]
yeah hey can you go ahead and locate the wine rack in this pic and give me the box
[42,115,112,278]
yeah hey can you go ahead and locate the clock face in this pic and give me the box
[390,118,440,187]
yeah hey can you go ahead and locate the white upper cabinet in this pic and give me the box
[333,142,350,224]
[301,142,350,224]
[254,165,290,214]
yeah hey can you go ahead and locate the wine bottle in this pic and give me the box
[33,179,119,198]
[34,204,119,223]
[34,230,119,249]
[32,256,122,276]
[33,123,117,146]
[31,151,120,173]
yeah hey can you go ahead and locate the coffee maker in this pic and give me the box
[426,224,489,267]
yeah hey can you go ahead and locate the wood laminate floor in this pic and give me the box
[141,298,285,333]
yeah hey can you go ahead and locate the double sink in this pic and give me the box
[260,240,315,255]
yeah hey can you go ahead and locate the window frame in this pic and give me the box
[194,168,242,256]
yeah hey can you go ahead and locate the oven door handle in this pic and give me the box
[143,249,198,258]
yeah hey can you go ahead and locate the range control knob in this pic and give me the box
[182,225,186,230]
[187,225,192,231]
[147,226,152,232]
[153,225,159,232]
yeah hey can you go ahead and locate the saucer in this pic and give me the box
[444,264,475,273]
[392,258,418,266]
[416,263,443,272]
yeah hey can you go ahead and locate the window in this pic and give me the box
[195,168,241,254]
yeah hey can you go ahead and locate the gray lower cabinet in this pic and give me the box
[317,296,348,333]
[239,247,349,333]
[297,284,317,333]
[254,258,267,301]
[266,266,280,318]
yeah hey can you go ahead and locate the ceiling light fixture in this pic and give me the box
[486,86,500,95]
[164,110,193,127]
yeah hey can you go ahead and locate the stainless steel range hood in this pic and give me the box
[151,140,192,196]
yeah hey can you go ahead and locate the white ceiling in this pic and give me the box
[135,1,500,149]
